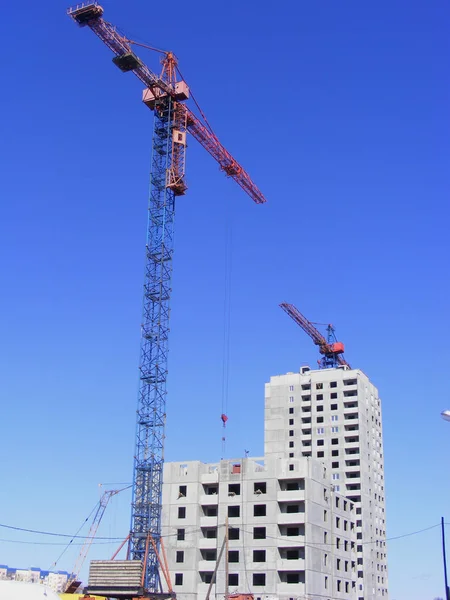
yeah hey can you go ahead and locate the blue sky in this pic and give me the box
[0,0,449,598]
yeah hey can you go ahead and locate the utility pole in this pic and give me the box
[205,535,226,600]
[441,517,450,600]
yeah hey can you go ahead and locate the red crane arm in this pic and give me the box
[280,302,350,368]
[67,2,266,205]
[67,4,174,95]
[184,106,266,204]
[280,302,329,350]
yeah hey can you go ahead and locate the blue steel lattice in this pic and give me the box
[129,95,176,591]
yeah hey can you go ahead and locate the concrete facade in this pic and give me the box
[162,456,358,600]
[265,365,388,599]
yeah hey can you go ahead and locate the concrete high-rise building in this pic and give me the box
[162,456,358,600]
[265,365,388,599]
[161,365,388,600]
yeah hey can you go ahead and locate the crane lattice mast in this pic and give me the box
[280,302,351,369]
[68,2,266,592]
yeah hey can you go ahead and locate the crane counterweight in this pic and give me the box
[113,53,142,72]
[69,2,103,26]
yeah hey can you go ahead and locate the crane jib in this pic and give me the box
[67,2,266,205]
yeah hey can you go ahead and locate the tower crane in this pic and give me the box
[67,2,266,594]
[280,302,351,369]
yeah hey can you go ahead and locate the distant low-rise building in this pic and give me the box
[0,566,71,593]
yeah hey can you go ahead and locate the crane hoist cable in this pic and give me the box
[221,212,233,458]
[48,502,99,571]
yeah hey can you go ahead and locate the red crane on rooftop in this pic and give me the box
[280,302,351,369]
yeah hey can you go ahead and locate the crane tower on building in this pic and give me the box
[280,302,351,369]
[68,2,266,594]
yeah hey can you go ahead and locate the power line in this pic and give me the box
[0,487,132,542]
[0,538,120,547]
[0,525,204,547]
[385,523,440,543]
[235,522,441,548]
[49,499,102,570]
[0,523,124,541]
[166,521,441,547]
[0,520,440,548]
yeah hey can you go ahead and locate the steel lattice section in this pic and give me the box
[129,96,176,591]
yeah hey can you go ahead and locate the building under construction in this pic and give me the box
[161,365,388,600]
